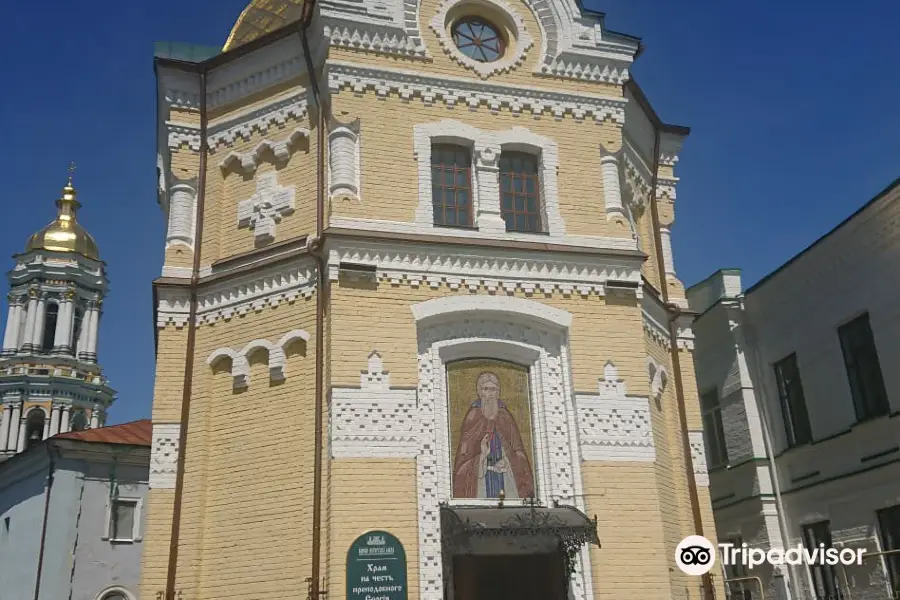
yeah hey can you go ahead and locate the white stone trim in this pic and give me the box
[328,120,362,202]
[167,122,201,151]
[209,91,309,149]
[689,430,710,487]
[622,139,652,211]
[327,61,626,124]
[95,586,137,600]
[207,329,310,389]
[330,217,636,252]
[327,236,641,297]
[412,295,572,329]
[330,351,418,458]
[647,357,669,405]
[429,0,534,79]
[575,361,655,461]
[165,180,197,250]
[412,119,564,236]
[156,288,191,328]
[412,303,592,600]
[219,128,309,175]
[156,262,317,329]
[150,423,180,490]
[320,0,428,58]
[236,171,298,245]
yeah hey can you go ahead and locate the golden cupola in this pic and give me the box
[25,175,100,260]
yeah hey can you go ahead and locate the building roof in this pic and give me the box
[55,419,152,447]
[745,176,900,295]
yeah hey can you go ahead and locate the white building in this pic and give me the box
[688,177,900,600]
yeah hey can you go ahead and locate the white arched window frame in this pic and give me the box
[94,586,136,600]
[413,120,564,238]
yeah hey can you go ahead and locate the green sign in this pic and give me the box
[347,531,408,600]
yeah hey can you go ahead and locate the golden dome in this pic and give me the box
[223,0,306,51]
[25,175,100,260]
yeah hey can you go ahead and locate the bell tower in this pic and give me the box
[0,170,116,459]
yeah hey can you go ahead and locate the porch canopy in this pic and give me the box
[440,502,600,575]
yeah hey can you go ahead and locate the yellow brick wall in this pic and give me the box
[328,459,420,600]
[329,90,629,240]
[329,281,649,396]
[143,295,318,599]
[203,116,317,264]
[328,0,623,99]
[583,463,672,600]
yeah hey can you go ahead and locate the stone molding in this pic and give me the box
[429,0,534,79]
[209,92,309,149]
[328,119,362,203]
[689,430,710,487]
[219,128,309,175]
[236,171,298,245]
[207,329,310,389]
[575,361,655,461]
[622,140,652,211]
[155,263,317,329]
[647,357,669,405]
[412,119,563,236]
[412,294,572,329]
[411,296,593,600]
[327,61,626,124]
[150,423,180,489]
[328,237,642,297]
[167,123,201,152]
[330,351,418,458]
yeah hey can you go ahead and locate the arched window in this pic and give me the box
[71,411,87,431]
[95,587,135,600]
[499,152,541,233]
[431,144,473,228]
[41,303,59,351]
[24,409,45,448]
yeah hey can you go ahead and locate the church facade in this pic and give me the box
[146,1,720,600]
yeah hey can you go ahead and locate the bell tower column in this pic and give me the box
[21,291,38,351]
[2,296,24,353]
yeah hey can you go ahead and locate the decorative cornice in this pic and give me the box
[539,56,630,85]
[157,262,317,329]
[167,123,201,152]
[209,93,309,149]
[219,128,309,175]
[429,0,534,79]
[327,61,626,124]
[328,237,642,297]
[657,176,679,202]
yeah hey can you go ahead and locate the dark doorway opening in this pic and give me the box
[451,552,567,600]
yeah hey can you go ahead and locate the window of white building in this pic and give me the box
[877,505,900,598]
[773,353,812,448]
[838,313,889,422]
[107,498,140,543]
[802,521,844,600]
[700,390,727,469]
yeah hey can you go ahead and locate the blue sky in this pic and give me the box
[0,1,897,425]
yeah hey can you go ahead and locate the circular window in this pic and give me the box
[451,17,505,63]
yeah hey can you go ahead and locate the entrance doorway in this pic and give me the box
[451,552,567,600]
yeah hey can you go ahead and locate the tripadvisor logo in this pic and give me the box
[675,535,866,576]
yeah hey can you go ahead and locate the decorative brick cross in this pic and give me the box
[237,171,296,244]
